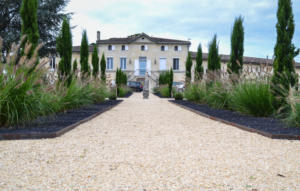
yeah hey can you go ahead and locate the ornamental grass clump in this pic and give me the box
[205,81,230,109]
[184,83,206,103]
[229,80,274,117]
[0,38,55,127]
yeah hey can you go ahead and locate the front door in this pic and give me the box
[139,57,146,76]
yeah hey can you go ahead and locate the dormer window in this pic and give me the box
[141,45,145,51]
[108,45,112,51]
[161,46,165,51]
[174,46,178,51]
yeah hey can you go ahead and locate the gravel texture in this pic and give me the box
[0,93,300,190]
[171,100,300,137]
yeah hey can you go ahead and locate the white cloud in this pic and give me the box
[66,0,300,61]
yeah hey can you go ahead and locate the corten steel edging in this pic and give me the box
[170,101,300,140]
[0,101,122,141]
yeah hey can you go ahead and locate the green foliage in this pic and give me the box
[92,45,99,78]
[228,16,244,75]
[73,59,78,73]
[159,85,170,98]
[159,71,170,85]
[116,68,127,86]
[80,30,90,78]
[271,0,299,111]
[174,92,183,100]
[100,53,106,82]
[205,82,230,109]
[0,40,108,128]
[20,0,39,59]
[1,0,70,57]
[284,103,300,126]
[229,81,274,117]
[207,34,221,71]
[195,44,204,81]
[108,89,117,100]
[185,52,193,84]
[117,85,132,97]
[184,83,206,103]
[169,68,174,97]
[56,17,72,84]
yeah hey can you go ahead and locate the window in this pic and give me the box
[174,46,178,51]
[161,46,165,51]
[120,58,127,70]
[122,45,125,51]
[107,57,113,70]
[173,58,179,70]
[108,45,112,51]
[159,58,166,71]
[141,45,145,51]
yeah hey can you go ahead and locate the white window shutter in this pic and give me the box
[178,46,182,51]
[112,45,115,50]
[125,45,128,51]
[147,60,151,75]
[145,45,148,51]
[165,46,168,51]
[134,59,139,76]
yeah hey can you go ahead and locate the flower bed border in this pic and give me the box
[170,100,300,140]
[0,100,122,140]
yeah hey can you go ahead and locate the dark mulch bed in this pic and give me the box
[170,100,300,140]
[0,100,122,140]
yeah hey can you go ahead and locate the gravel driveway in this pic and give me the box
[0,93,299,190]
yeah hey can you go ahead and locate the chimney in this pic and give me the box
[97,31,100,41]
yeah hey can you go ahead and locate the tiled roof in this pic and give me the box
[96,33,191,45]
[72,45,94,52]
[190,51,300,67]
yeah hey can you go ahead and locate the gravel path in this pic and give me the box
[0,93,299,190]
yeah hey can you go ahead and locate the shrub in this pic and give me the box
[184,83,206,103]
[159,71,170,85]
[174,92,183,100]
[159,85,170,98]
[205,81,230,109]
[117,85,132,97]
[108,90,117,100]
[229,80,274,117]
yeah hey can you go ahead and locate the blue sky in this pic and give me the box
[67,0,300,61]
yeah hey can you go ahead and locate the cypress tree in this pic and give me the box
[185,52,193,84]
[228,16,244,75]
[80,30,90,78]
[207,34,221,71]
[73,59,78,73]
[20,0,39,59]
[195,43,204,81]
[271,0,300,112]
[56,18,72,83]
[92,45,99,78]
[100,53,106,82]
[169,68,173,97]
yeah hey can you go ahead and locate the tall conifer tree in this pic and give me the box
[100,53,106,82]
[80,30,90,78]
[195,44,204,81]
[271,0,299,111]
[228,16,244,75]
[207,34,221,71]
[185,52,193,84]
[56,17,72,83]
[20,0,39,59]
[92,45,99,78]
